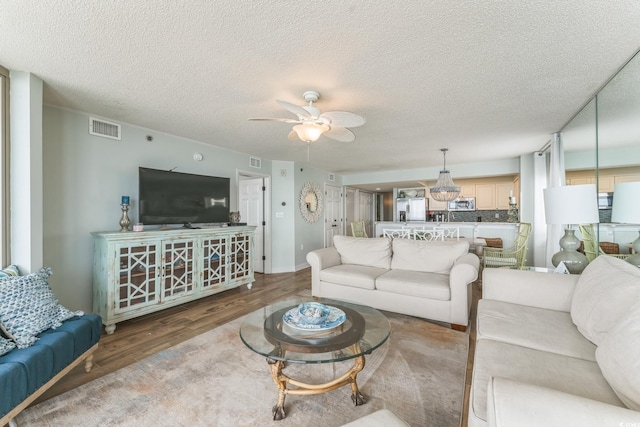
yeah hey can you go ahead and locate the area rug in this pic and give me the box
[17,312,469,427]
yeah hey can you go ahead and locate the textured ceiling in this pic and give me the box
[2,1,640,176]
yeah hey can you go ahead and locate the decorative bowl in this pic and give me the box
[297,302,330,325]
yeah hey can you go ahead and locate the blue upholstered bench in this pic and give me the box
[0,314,102,426]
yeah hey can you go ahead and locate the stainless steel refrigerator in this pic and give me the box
[396,197,428,221]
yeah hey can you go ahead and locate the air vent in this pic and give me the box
[328,173,336,182]
[89,117,121,140]
[250,157,261,168]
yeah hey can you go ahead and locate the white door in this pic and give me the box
[324,185,343,247]
[239,178,264,273]
[359,191,374,237]
[345,188,357,236]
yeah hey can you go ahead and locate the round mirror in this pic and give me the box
[300,182,323,223]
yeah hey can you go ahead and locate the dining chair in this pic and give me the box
[413,228,445,241]
[483,222,532,269]
[351,221,368,238]
[434,226,460,240]
[383,229,411,239]
[579,224,628,262]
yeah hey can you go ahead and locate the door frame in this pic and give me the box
[236,169,272,274]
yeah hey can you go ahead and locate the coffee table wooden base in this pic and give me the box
[267,346,367,421]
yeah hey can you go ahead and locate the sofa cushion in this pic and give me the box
[320,264,387,290]
[391,239,469,274]
[0,269,82,349]
[333,235,392,269]
[376,270,450,300]
[596,301,640,411]
[0,314,101,420]
[571,255,640,345]
[471,338,623,423]
[477,299,596,361]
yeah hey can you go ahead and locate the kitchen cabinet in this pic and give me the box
[567,178,592,186]
[475,184,496,210]
[614,174,640,184]
[92,226,255,334]
[597,176,615,192]
[495,183,514,209]
[459,185,475,198]
[428,195,448,211]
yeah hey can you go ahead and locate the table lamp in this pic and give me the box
[543,184,599,274]
[611,182,640,267]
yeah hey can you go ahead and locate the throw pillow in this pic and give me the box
[0,269,82,348]
[0,264,20,278]
[333,235,392,269]
[0,335,16,356]
[571,255,640,345]
[596,300,640,411]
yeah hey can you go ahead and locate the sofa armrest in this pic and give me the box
[306,247,342,296]
[482,268,579,312]
[449,253,480,326]
[487,377,640,427]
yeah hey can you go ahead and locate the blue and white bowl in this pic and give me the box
[297,302,330,325]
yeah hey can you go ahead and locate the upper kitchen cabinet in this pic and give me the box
[475,184,496,210]
[495,183,514,210]
[474,180,515,210]
[459,185,476,198]
[428,191,448,210]
[418,176,517,212]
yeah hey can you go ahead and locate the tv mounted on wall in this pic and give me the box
[138,167,230,226]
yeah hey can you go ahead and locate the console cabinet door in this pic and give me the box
[229,232,252,282]
[161,238,197,302]
[201,235,228,292]
[114,240,161,314]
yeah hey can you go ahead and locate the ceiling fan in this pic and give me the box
[249,90,366,143]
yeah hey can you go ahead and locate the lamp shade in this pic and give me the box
[611,182,640,224]
[543,184,599,225]
[292,123,329,142]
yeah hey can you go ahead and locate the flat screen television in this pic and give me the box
[139,167,230,225]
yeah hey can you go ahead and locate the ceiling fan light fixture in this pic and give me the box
[430,148,461,202]
[293,123,329,142]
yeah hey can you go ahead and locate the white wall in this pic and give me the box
[270,160,296,273]
[42,106,277,312]
[294,165,337,269]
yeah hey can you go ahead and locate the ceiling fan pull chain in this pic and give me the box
[307,141,310,162]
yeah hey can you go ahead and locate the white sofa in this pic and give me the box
[469,255,640,426]
[306,235,479,329]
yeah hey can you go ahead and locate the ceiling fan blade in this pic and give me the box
[320,111,366,128]
[248,117,301,123]
[324,127,355,142]
[288,130,300,141]
[276,99,312,118]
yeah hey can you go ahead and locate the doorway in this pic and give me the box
[238,172,271,274]
[324,184,343,247]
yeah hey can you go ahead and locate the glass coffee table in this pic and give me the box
[239,297,391,420]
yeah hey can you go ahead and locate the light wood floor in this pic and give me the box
[33,267,481,425]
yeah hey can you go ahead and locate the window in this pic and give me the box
[0,64,9,265]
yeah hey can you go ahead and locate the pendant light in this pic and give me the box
[430,148,461,202]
